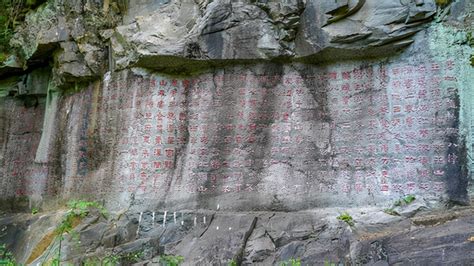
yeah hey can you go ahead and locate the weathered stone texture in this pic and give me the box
[3,55,465,212]
[0,0,472,212]
[111,0,438,69]
[2,205,473,265]
[0,0,473,264]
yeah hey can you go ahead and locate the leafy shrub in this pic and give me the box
[385,195,417,216]
[337,212,354,226]
[122,250,144,264]
[31,207,39,215]
[38,200,107,265]
[393,195,416,207]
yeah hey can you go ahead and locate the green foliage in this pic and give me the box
[393,194,416,207]
[0,0,23,50]
[385,195,416,216]
[66,200,108,218]
[337,212,354,226]
[41,200,107,266]
[121,250,144,264]
[467,32,474,66]
[55,200,107,236]
[50,257,60,266]
[101,253,120,266]
[159,254,184,266]
[0,0,47,54]
[228,259,237,266]
[0,244,16,266]
[467,32,474,47]
[31,207,39,215]
[403,195,416,204]
[280,258,301,266]
[0,52,7,62]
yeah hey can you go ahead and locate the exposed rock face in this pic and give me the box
[0,0,473,264]
[2,0,121,87]
[1,0,440,76]
[112,0,439,71]
[2,203,473,265]
[11,57,466,212]
[3,38,472,211]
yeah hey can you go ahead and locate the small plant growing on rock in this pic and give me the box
[0,52,7,63]
[31,207,39,215]
[0,244,16,266]
[280,258,302,266]
[403,195,416,204]
[66,200,108,218]
[159,254,184,266]
[393,194,416,207]
[121,250,145,264]
[384,195,417,216]
[467,32,474,46]
[55,200,107,239]
[38,200,108,265]
[337,212,354,226]
[228,259,237,266]
[102,253,120,265]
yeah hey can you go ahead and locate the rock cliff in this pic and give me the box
[0,0,473,265]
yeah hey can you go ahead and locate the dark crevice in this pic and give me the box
[199,212,215,238]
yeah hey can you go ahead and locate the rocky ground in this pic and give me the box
[1,199,473,265]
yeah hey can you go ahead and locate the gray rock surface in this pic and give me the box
[110,0,438,71]
[0,0,472,212]
[1,0,439,78]
[0,0,473,264]
[1,204,473,265]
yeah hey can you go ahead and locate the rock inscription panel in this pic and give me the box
[1,59,464,210]
[99,60,461,209]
